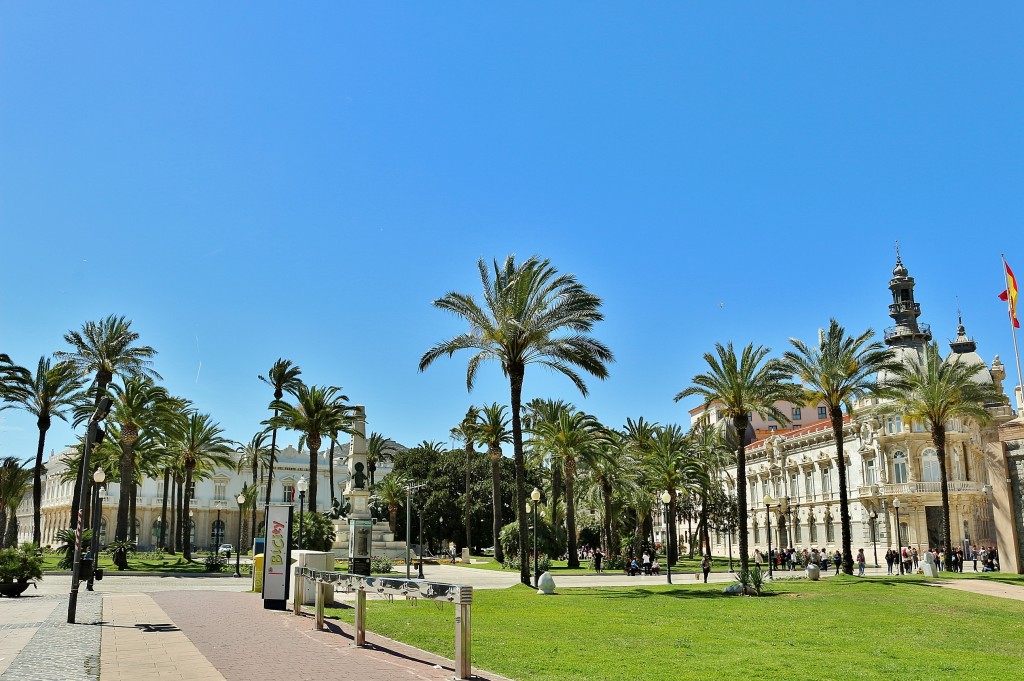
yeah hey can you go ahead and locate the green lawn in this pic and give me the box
[40,552,233,574]
[453,555,736,575]
[324,576,1024,680]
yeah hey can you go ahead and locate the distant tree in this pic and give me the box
[476,403,512,563]
[449,407,480,553]
[258,359,302,505]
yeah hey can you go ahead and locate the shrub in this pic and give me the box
[295,512,336,552]
[502,553,552,573]
[0,544,44,584]
[499,519,563,560]
[370,555,394,574]
[604,554,625,571]
[203,553,227,572]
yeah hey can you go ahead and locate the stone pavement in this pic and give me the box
[0,591,102,681]
[928,578,1024,602]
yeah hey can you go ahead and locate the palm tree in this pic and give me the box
[271,384,352,514]
[689,422,733,558]
[419,255,614,585]
[529,408,603,568]
[782,319,899,574]
[524,399,570,528]
[476,403,512,563]
[258,359,302,506]
[0,356,84,545]
[588,429,635,558]
[236,429,272,553]
[878,342,1003,571]
[643,425,708,565]
[449,408,480,553]
[675,343,800,574]
[375,473,407,533]
[366,431,397,490]
[171,412,235,560]
[0,457,31,548]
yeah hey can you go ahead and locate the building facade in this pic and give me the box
[695,256,1015,565]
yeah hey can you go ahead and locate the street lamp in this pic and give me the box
[893,497,903,574]
[417,497,425,580]
[763,494,775,578]
[87,468,105,591]
[525,501,533,585]
[531,487,541,586]
[296,476,307,551]
[234,493,245,577]
[215,504,223,549]
[661,491,672,584]
[783,496,795,552]
[869,510,879,568]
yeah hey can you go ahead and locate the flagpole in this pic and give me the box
[1002,253,1024,411]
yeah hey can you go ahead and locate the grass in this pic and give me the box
[452,555,737,575]
[324,575,1024,680]
[40,552,232,574]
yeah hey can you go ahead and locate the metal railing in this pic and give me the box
[877,481,983,495]
[296,568,474,679]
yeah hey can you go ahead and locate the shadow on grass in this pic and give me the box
[581,587,735,600]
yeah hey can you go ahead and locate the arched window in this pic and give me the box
[133,517,141,544]
[951,448,965,481]
[211,519,225,547]
[893,451,908,484]
[921,448,940,483]
[151,518,164,548]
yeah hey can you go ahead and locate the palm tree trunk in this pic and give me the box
[4,509,16,548]
[159,468,170,549]
[308,444,319,515]
[699,494,710,559]
[129,481,137,544]
[389,507,397,534]
[566,460,579,569]
[601,479,614,555]
[265,416,279,506]
[934,427,954,571]
[173,477,183,554]
[115,443,135,542]
[687,514,695,559]
[489,451,504,563]
[0,507,7,548]
[464,443,474,553]
[735,415,750,574]
[831,408,854,575]
[508,364,530,586]
[668,493,678,565]
[183,466,194,560]
[550,465,562,528]
[32,421,49,546]
[327,439,336,510]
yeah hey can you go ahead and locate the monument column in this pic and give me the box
[344,406,372,576]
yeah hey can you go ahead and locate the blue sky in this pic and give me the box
[2,4,1022,459]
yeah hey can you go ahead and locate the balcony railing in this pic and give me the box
[877,481,983,496]
[884,323,931,341]
[888,301,921,316]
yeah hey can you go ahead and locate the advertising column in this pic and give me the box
[262,503,293,610]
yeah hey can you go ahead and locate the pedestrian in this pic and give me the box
[754,548,763,567]
[911,547,919,570]
[701,554,712,583]
[642,550,651,575]
[856,548,866,577]
[593,547,604,573]
[834,550,841,575]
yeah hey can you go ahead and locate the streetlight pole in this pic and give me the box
[893,497,903,575]
[726,521,734,573]
[531,487,541,587]
[417,498,425,580]
[661,491,672,585]
[87,468,105,591]
[763,494,775,578]
[296,476,307,551]
[525,501,533,586]
[405,483,426,579]
[870,510,879,568]
[785,496,795,553]
[234,493,245,578]
[216,506,222,549]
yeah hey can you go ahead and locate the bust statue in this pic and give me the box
[353,462,366,489]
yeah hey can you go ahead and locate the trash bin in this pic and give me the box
[80,558,94,580]
[253,553,264,593]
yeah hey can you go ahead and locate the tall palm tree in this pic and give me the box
[237,430,272,551]
[675,343,800,574]
[0,457,32,548]
[171,412,235,560]
[366,431,397,490]
[258,359,302,506]
[271,384,352,514]
[420,255,614,585]
[529,408,603,568]
[643,424,707,565]
[476,403,512,563]
[689,422,733,558]
[449,408,480,553]
[0,356,84,545]
[524,399,570,528]
[782,319,899,574]
[589,429,635,557]
[375,473,407,533]
[56,315,160,534]
[878,342,1002,571]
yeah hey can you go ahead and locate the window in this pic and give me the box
[792,407,802,420]
[157,481,165,499]
[211,519,225,547]
[188,482,196,498]
[886,417,903,434]
[826,518,835,542]
[805,471,814,498]
[818,406,827,419]
[214,481,226,501]
[921,448,940,483]
[809,518,817,543]
[789,473,798,498]
[283,483,295,503]
[865,459,876,485]
[821,466,832,496]
[912,420,926,433]
[951,448,965,481]
[898,522,908,545]
[893,451,908,484]
[768,425,777,432]
[151,519,164,548]
[753,520,760,543]
[99,518,108,546]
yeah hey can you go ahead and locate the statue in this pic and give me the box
[353,462,366,489]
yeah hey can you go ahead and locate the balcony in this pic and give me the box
[877,481,983,496]
[888,301,921,316]
[884,323,931,341]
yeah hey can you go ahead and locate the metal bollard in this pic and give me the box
[293,570,303,615]
[455,601,472,679]
[314,580,325,630]
[354,589,366,647]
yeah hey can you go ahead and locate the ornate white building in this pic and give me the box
[700,256,1015,565]
[15,441,393,551]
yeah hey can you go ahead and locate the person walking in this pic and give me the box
[642,550,651,575]
[593,547,604,574]
[856,548,866,577]
[833,549,841,575]
[701,554,712,584]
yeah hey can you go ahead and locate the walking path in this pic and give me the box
[928,578,1024,602]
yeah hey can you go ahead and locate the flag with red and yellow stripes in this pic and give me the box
[999,259,1020,328]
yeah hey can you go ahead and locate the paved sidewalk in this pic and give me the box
[151,590,511,681]
[928,579,1024,602]
[0,592,102,681]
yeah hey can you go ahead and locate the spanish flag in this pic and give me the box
[999,259,1020,328]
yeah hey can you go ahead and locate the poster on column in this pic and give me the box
[262,503,293,610]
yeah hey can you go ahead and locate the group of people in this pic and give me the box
[626,550,661,576]
[884,545,1000,574]
[754,547,844,574]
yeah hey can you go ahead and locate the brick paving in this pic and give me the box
[0,592,103,681]
[152,590,511,681]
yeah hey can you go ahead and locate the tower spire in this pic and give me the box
[884,251,931,347]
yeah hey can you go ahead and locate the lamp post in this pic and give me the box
[893,497,903,574]
[763,494,775,578]
[417,497,425,580]
[531,487,541,587]
[869,510,879,568]
[86,468,105,591]
[296,476,307,551]
[234,493,245,578]
[726,520,734,573]
[215,505,222,549]
[525,501,533,585]
[784,496,795,552]
[661,491,672,584]
[405,483,427,579]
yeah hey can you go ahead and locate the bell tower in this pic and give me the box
[884,248,932,349]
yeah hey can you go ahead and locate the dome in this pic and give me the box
[946,318,992,384]
[715,418,756,449]
[878,344,924,386]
